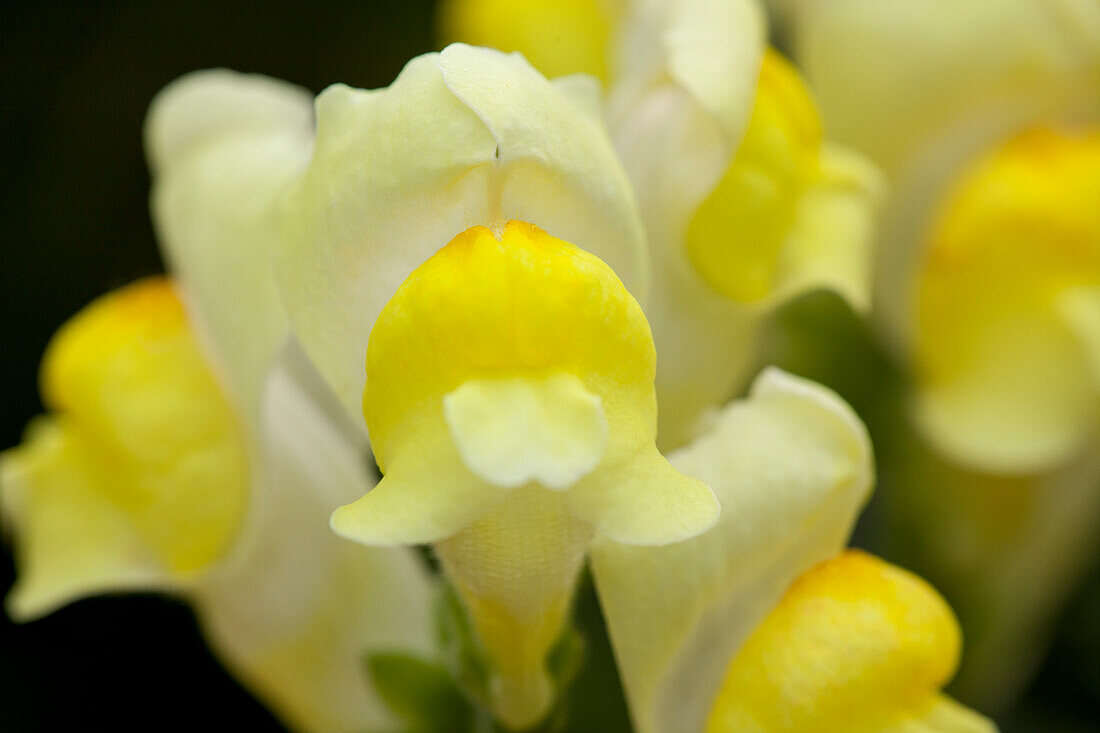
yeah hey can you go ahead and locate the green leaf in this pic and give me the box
[365,652,475,733]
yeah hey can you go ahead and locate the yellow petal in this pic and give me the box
[2,417,167,620]
[888,435,1100,710]
[277,44,645,422]
[912,126,1100,472]
[4,278,249,617]
[590,369,873,733]
[147,69,314,417]
[705,551,996,733]
[1060,285,1100,388]
[437,0,618,81]
[350,221,714,541]
[196,357,435,733]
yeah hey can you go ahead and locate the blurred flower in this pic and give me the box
[784,0,1100,709]
[594,368,993,733]
[1,71,439,733]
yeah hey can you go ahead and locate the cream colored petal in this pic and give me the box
[194,354,435,733]
[1,417,171,621]
[910,309,1098,474]
[565,444,719,546]
[765,143,884,313]
[612,83,759,449]
[444,375,608,490]
[330,426,509,546]
[793,0,1100,178]
[277,44,645,422]
[794,0,1100,353]
[147,70,314,418]
[613,0,765,142]
[551,73,606,123]
[590,368,873,733]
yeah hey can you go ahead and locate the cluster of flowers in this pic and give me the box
[3,1,1097,731]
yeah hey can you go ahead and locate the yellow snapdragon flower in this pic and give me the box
[263,44,717,726]
[2,70,440,733]
[785,0,1100,708]
[592,369,994,733]
[440,0,883,447]
[706,550,994,733]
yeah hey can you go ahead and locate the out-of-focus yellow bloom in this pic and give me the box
[706,551,993,733]
[591,370,994,733]
[3,278,248,616]
[3,69,441,733]
[440,0,882,448]
[438,0,621,81]
[332,221,717,728]
[785,0,1100,710]
[0,275,436,733]
[913,126,1100,472]
[591,369,873,733]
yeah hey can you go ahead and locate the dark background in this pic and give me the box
[0,1,1096,730]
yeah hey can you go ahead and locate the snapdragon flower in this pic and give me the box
[1,72,439,732]
[782,0,1100,707]
[439,0,883,448]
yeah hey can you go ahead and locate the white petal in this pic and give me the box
[612,0,765,142]
[194,350,436,733]
[611,83,759,448]
[590,369,873,733]
[443,375,608,490]
[147,69,314,418]
[277,45,646,422]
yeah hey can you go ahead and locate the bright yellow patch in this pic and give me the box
[32,277,248,576]
[913,126,1100,470]
[437,0,616,81]
[364,221,656,478]
[706,550,968,733]
[685,48,824,302]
